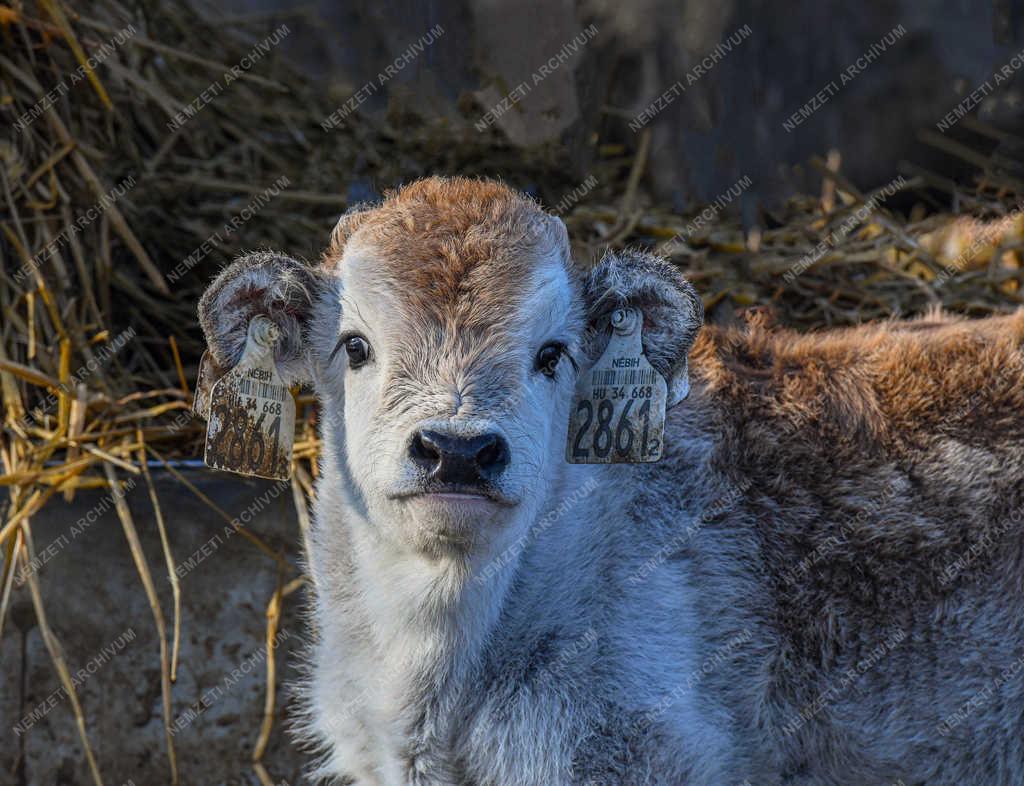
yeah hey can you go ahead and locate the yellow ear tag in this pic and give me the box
[203,316,295,480]
[566,307,668,464]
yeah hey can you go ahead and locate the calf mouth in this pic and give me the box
[388,482,517,508]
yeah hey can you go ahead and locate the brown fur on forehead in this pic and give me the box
[325,177,570,328]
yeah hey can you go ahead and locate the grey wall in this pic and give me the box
[2,473,309,785]
[223,0,1024,212]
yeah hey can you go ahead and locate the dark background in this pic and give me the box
[224,0,1024,215]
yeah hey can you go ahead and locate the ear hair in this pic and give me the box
[583,249,704,406]
[198,251,323,385]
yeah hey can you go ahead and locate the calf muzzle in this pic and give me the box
[409,428,510,486]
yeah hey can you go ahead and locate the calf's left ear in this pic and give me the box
[582,250,704,407]
[198,251,323,386]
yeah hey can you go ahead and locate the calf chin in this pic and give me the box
[399,495,513,559]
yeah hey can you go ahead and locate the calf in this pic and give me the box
[199,177,1024,785]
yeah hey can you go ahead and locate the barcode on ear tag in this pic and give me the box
[204,319,295,480]
[566,308,667,464]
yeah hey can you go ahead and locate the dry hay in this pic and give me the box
[1,1,1024,783]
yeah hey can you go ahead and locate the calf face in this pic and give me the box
[198,178,703,563]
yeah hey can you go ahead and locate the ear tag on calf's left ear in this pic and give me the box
[204,316,295,480]
[193,350,221,420]
[566,307,668,464]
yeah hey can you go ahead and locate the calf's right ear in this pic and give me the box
[198,251,322,385]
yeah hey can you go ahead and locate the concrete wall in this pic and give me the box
[1,472,311,785]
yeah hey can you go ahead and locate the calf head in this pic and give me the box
[198,178,703,563]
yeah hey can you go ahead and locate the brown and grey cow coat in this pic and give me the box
[199,177,1024,785]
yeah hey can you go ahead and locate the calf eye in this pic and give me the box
[535,342,566,377]
[343,335,371,369]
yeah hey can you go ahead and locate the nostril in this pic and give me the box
[409,428,509,482]
[409,431,441,469]
[475,434,509,475]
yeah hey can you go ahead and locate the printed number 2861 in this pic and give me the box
[572,397,653,460]
[209,398,282,472]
